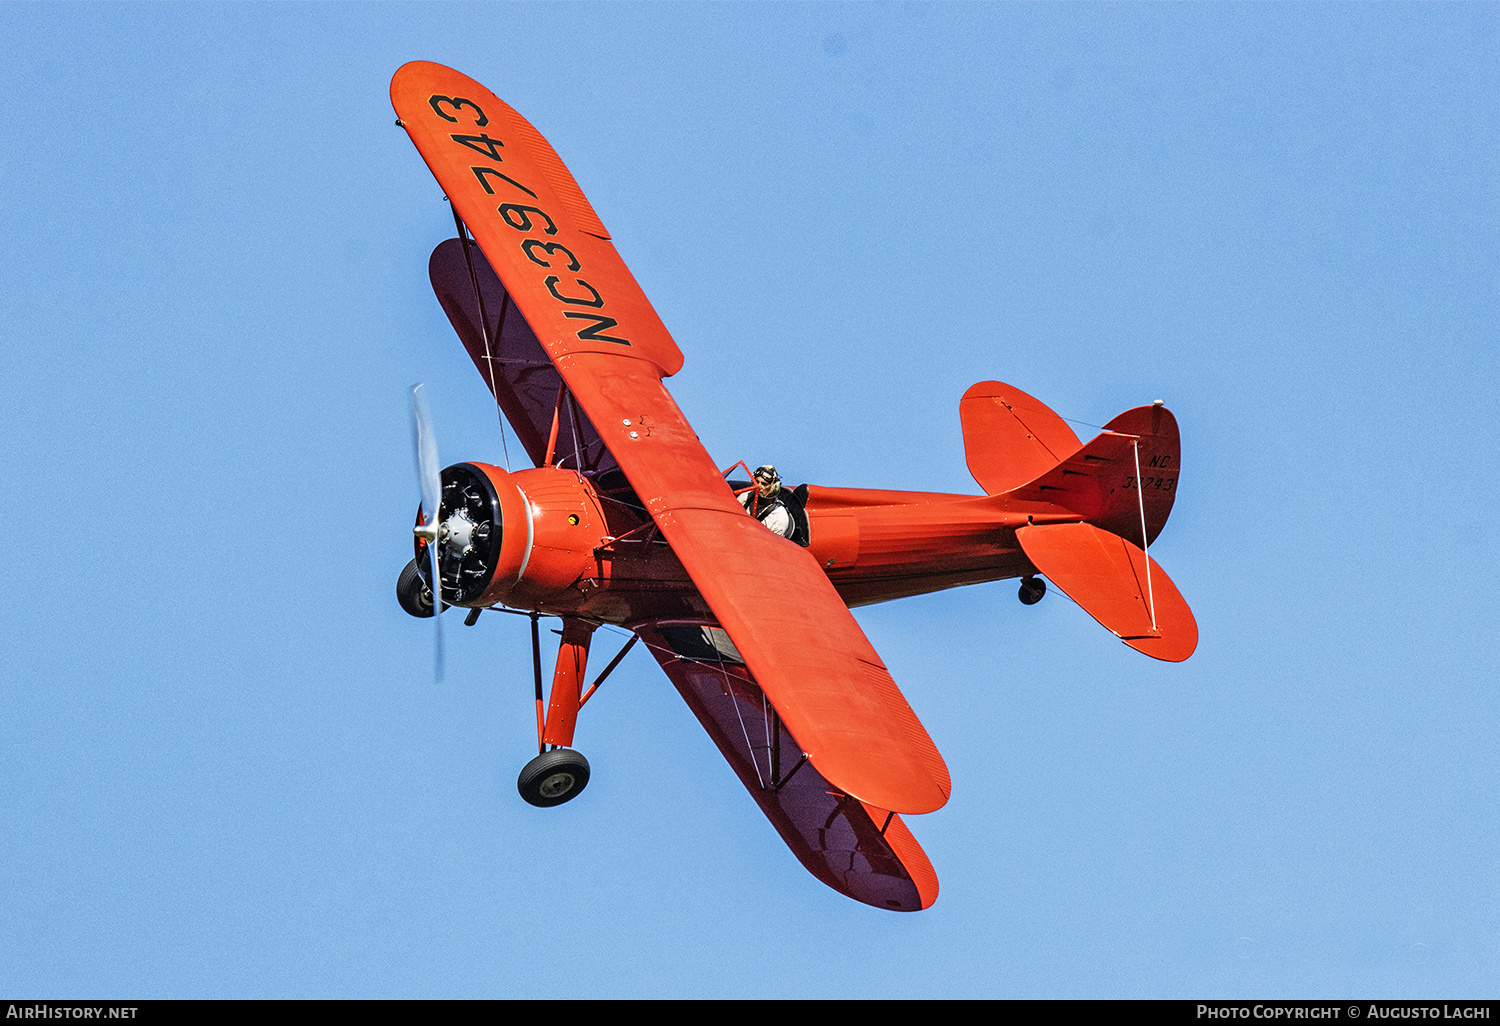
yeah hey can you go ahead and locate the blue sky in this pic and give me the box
[3,2,1497,998]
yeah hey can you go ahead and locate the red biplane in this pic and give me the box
[391,62,1197,912]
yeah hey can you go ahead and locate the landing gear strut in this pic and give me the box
[1019,574,1046,605]
[515,616,636,808]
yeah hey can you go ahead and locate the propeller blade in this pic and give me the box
[410,384,442,526]
[410,383,446,682]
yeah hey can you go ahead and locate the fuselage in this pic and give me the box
[424,462,1085,625]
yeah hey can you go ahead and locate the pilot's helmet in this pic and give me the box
[752,465,781,494]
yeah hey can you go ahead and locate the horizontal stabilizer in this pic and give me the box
[960,382,1082,495]
[1017,522,1197,662]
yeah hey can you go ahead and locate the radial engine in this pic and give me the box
[397,462,609,617]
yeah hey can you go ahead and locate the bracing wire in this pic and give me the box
[723,658,765,789]
[1133,441,1158,631]
[762,690,772,778]
[450,205,513,472]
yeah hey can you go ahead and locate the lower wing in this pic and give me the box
[634,621,939,912]
[429,238,617,477]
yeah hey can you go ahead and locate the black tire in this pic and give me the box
[396,558,435,618]
[1018,575,1046,606]
[517,749,591,807]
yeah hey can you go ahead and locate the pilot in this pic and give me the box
[740,465,799,541]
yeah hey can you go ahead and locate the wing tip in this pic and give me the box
[884,816,941,911]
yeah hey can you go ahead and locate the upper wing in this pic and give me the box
[393,62,949,814]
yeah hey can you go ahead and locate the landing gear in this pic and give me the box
[1019,574,1046,605]
[396,558,435,618]
[514,616,634,809]
[518,748,591,807]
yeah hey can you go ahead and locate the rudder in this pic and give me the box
[1006,403,1180,546]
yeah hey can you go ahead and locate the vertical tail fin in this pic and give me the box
[1003,402,1180,546]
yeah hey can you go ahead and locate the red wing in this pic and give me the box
[429,238,617,476]
[635,622,938,911]
[394,62,683,380]
[647,502,951,813]
[393,62,950,815]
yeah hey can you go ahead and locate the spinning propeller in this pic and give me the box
[409,383,445,680]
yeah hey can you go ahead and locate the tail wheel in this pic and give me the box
[518,749,591,807]
[1019,575,1046,605]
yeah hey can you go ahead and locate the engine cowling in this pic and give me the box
[415,462,608,612]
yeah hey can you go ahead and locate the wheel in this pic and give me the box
[1018,575,1046,605]
[518,749,591,807]
[396,558,435,618]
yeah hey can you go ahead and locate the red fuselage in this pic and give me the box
[431,463,1082,626]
